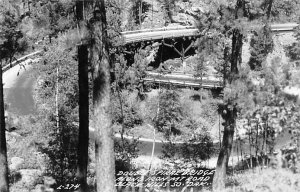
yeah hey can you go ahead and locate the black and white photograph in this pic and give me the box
[0,0,300,191]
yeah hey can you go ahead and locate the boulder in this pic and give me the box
[32,184,55,192]
[87,177,96,186]
[10,132,22,137]
[174,159,183,165]
[6,132,17,145]
[191,7,204,13]
[44,176,56,188]
[10,157,24,171]
[32,184,45,192]
[17,169,43,188]
[9,185,30,192]
[44,189,54,192]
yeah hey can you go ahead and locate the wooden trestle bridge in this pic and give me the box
[121,23,298,89]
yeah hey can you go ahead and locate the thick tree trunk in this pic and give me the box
[266,0,273,19]
[163,0,176,25]
[0,64,9,192]
[212,107,236,191]
[76,45,89,191]
[91,0,116,191]
[139,0,142,28]
[75,1,89,191]
[230,29,243,76]
[213,25,243,192]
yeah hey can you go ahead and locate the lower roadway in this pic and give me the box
[3,59,296,169]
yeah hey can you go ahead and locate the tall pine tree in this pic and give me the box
[75,0,89,191]
[90,0,116,191]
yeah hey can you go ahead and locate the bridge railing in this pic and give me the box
[121,25,196,35]
[144,71,223,88]
[121,23,299,44]
[123,28,200,43]
[2,50,43,72]
[270,23,299,32]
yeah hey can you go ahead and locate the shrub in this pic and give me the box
[111,90,143,130]
[249,25,274,70]
[225,168,300,192]
[154,89,184,138]
[40,106,78,188]
[114,138,140,173]
[180,127,215,162]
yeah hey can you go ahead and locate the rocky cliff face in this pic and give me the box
[267,33,297,67]
[121,0,205,30]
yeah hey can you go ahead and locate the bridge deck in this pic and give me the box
[122,23,298,44]
[123,28,199,44]
[144,71,223,88]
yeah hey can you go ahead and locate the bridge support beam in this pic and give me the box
[162,40,194,73]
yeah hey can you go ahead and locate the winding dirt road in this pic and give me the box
[4,63,36,115]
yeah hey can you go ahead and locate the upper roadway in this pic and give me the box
[121,23,299,44]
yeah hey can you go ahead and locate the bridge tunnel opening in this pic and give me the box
[123,38,197,72]
[149,38,197,72]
